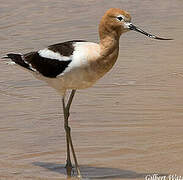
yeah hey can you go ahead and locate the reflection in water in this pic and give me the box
[0,0,183,179]
[33,162,167,179]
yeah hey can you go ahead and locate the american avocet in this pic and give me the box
[4,8,172,178]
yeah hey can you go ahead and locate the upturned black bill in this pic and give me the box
[129,24,173,40]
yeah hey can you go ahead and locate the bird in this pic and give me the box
[3,8,172,179]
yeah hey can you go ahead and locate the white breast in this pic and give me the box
[57,42,101,88]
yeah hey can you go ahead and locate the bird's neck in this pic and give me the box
[99,23,120,57]
[99,35,119,57]
[99,18,121,53]
[99,26,120,64]
[89,29,120,79]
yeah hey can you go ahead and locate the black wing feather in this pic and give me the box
[5,53,33,71]
[48,40,86,56]
[24,52,71,78]
[5,40,86,78]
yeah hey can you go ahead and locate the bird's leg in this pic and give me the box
[63,90,82,178]
[62,97,72,177]
[66,90,82,178]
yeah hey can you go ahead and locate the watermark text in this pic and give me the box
[145,174,183,180]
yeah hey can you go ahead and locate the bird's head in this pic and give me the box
[99,8,172,40]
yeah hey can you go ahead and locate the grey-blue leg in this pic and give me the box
[62,90,82,178]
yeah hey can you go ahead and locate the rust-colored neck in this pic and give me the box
[98,17,121,57]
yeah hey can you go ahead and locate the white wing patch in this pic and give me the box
[38,48,72,61]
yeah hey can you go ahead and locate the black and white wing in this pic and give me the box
[5,40,86,78]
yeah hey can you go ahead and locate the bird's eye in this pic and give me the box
[116,16,123,21]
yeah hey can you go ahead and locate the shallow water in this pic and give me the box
[0,0,183,179]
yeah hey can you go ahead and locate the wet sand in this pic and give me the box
[0,0,183,179]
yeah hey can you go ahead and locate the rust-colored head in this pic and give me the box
[99,8,172,41]
[99,8,132,40]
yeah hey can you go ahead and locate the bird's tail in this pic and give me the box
[3,53,33,71]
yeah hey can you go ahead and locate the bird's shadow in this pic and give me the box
[33,162,167,179]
